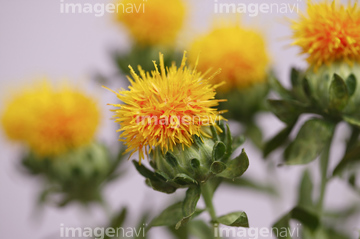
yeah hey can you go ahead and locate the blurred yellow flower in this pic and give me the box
[106,52,225,162]
[1,91,36,141]
[189,25,269,92]
[1,81,100,157]
[292,1,360,69]
[115,0,186,46]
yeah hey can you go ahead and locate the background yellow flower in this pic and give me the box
[189,24,269,92]
[115,0,186,46]
[292,1,360,68]
[1,81,100,157]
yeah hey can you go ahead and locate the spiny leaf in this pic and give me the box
[329,73,349,111]
[210,161,227,174]
[217,211,249,227]
[284,119,334,165]
[212,141,226,161]
[218,149,249,179]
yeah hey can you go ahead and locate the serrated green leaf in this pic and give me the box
[176,187,201,229]
[167,224,189,239]
[302,77,312,98]
[291,207,319,231]
[329,74,349,111]
[269,74,292,99]
[149,201,204,229]
[290,68,300,87]
[232,135,246,151]
[210,125,220,141]
[218,121,226,141]
[190,158,200,169]
[155,170,170,181]
[173,174,197,186]
[333,143,360,175]
[272,213,291,239]
[346,74,357,96]
[182,186,201,218]
[218,149,249,179]
[165,151,178,167]
[132,160,158,181]
[188,220,215,239]
[267,100,303,124]
[149,202,183,227]
[217,211,249,227]
[298,170,314,208]
[212,141,226,161]
[263,124,294,158]
[145,178,177,194]
[210,161,227,174]
[224,124,233,152]
[272,206,320,239]
[284,119,334,165]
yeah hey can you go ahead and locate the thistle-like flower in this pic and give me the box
[115,0,186,46]
[1,80,114,205]
[189,24,269,92]
[291,1,360,118]
[107,52,225,162]
[291,1,360,68]
[2,81,100,157]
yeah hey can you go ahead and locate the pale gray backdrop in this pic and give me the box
[0,0,359,238]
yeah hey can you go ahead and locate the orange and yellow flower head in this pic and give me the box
[292,0,360,69]
[107,52,225,162]
[115,0,186,46]
[189,24,269,92]
[1,81,100,157]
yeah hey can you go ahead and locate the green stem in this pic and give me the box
[201,183,220,238]
[201,183,217,220]
[317,128,335,216]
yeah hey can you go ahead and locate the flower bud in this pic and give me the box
[305,62,360,117]
[133,122,249,193]
[23,142,111,204]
